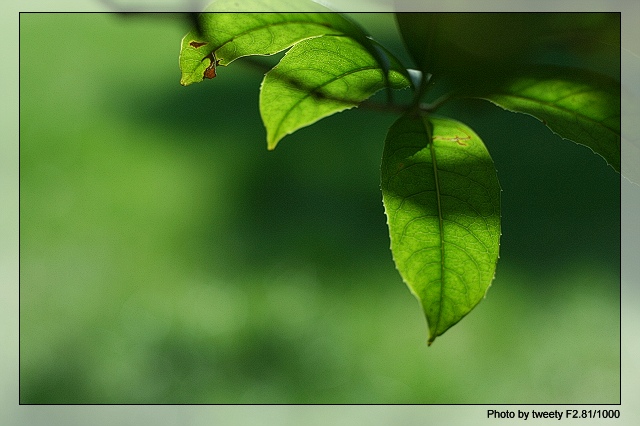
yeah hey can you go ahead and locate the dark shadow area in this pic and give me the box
[438,98,620,280]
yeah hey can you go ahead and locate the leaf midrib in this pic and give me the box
[424,117,446,335]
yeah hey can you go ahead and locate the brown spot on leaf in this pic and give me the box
[189,41,208,48]
[203,52,219,79]
[204,64,217,79]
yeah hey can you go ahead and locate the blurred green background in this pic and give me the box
[20,13,620,404]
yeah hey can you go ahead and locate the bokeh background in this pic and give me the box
[19,12,621,405]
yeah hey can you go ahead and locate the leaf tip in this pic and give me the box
[267,133,284,150]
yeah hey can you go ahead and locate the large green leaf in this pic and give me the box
[179,0,382,86]
[260,36,410,149]
[395,13,620,93]
[475,66,621,172]
[381,114,501,345]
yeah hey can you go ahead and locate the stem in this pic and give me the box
[419,93,452,112]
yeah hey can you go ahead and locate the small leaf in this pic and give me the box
[475,65,621,172]
[179,0,380,86]
[180,30,217,86]
[260,36,410,149]
[381,114,501,345]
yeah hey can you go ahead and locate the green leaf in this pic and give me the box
[381,114,501,345]
[395,13,438,74]
[395,13,553,90]
[260,36,410,150]
[394,13,438,101]
[475,66,621,172]
[179,30,218,86]
[179,0,379,86]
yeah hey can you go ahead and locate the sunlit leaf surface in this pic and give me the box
[260,36,409,149]
[381,114,501,345]
[477,66,621,172]
[179,0,378,86]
